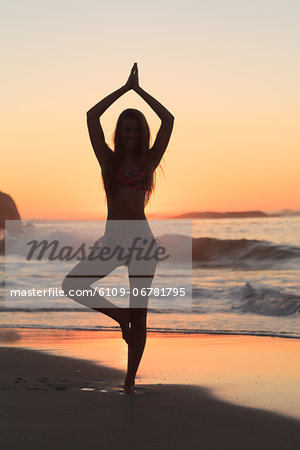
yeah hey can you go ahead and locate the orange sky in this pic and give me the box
[2,1,300,219]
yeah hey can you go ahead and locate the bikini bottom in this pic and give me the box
[94,221,160,271]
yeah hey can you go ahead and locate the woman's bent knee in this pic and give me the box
[62,276,73,298]
[62,276,90,298]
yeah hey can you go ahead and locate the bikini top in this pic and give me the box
[116,168,148,192]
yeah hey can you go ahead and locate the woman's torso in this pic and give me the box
[104,159,150,220]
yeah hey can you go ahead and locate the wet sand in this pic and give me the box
[1,329,300,449]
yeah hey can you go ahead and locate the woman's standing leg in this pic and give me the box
[124,259,157,393]
[124,308,147,393]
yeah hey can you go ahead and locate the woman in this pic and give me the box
[63,63,174,394]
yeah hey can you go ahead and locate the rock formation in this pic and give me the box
[0,191,21,229]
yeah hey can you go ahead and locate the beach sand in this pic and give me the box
[1,329,300,449]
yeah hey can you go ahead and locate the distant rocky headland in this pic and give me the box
[0,191,21,229]
[171,211,272,219]
[0,191,21,254]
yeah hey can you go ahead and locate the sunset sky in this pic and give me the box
[2,0,300,219]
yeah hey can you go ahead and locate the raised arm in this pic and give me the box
[132,65,174,169]
[87,65,135,170]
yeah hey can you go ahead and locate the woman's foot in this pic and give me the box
[124,379,136,395]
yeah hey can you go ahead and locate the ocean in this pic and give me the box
[1,216,300,339]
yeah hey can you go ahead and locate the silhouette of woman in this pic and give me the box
[62,63,174,393]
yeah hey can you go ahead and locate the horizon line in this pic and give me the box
[19,207,300,221]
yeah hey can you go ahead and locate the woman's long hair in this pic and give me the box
[103,109,155,204]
